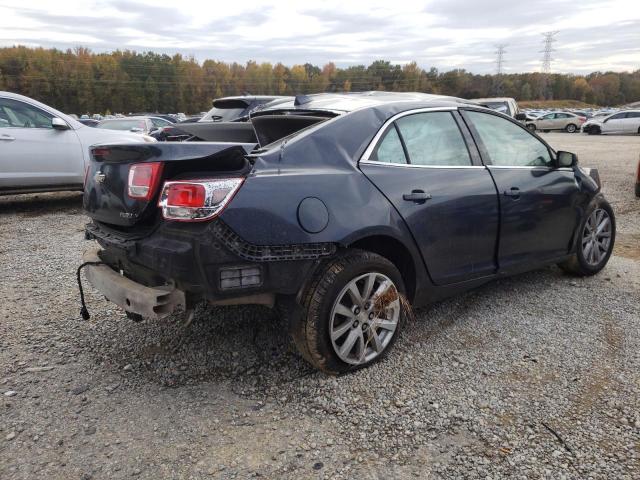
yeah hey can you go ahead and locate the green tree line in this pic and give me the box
[1,46,639,114]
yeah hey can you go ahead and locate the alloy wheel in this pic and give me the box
[582,208,612,266]
[329,272,400,365]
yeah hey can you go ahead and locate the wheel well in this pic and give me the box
[348,236,416,301]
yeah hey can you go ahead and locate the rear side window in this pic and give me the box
[625,112,640,118]
[371,126,407,164]
[466,111,552,167]
[395,112,471,166]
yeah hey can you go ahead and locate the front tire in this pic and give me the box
[559,199,615,276]
[286,250,406,374]
[527,124,536,132]
[588,126,601,135]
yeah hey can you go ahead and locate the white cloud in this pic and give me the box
[0,0,638,73]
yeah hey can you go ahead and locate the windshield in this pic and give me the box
[199,106,246,122]
[97,119,146,131]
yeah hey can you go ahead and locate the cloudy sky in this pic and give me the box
[0,0,638,73]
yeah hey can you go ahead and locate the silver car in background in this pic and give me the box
[0,92,154,195]
[525,112,586,133]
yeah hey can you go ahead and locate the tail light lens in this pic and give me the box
[158,178,244,222]
[127,162,164,200]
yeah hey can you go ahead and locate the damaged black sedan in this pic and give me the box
[80,92,615,373]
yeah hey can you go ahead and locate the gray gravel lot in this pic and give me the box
[1,133,639,479]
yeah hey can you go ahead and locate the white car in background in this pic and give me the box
[0,91,154,195]
[582,110,640,135]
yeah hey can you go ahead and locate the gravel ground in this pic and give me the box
[1,133,639,479]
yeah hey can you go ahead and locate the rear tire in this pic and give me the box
[588,126,601,135]
[558,199,615,276]
[527,124,536,131]
[285,250,406,374]
[566,123,577,133]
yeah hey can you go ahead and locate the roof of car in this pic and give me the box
[470,97,515,103]
[101,116,150,121]
[258,91,476,114]
[217,95,288,101]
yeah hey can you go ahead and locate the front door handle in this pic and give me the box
[0,134,15,141]
[403,190,432,202]
[504,187,521,199]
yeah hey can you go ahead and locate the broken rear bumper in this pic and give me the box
[82,248,186,320]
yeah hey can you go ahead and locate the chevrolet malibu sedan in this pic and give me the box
[80,92,615,374]
[0,91,154,195]
[525,111,586,133]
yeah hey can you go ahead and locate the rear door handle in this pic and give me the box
[0,134,15,141]
[504,187,521,199]
[403,190,432,202]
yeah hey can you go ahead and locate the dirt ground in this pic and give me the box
[1,133,639,479]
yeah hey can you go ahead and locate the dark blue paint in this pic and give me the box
[83,96,605,308]
[297,197,329,233]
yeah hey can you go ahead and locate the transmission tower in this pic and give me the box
[541,31,559,73]
[492,44,507,95]
[495,44,507,76]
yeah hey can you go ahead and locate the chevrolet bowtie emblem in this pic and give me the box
[94,172,106,183]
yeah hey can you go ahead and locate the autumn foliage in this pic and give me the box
[1,46,638,114]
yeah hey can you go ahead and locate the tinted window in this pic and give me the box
[556,113,571,118]
[371,126,407,164]
[466,111,552,167]
[608,113,626,120]
[395,112,471,166]
[0,98,53,128]
[541,113,554,120]
[625,112,640,118]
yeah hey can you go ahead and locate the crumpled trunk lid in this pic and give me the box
[83,142,255,228]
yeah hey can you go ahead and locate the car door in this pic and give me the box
[461,109,582,272]
[623,112,640,134]
[360,109,499,285]
[555,113,572,130]
[601,112,626,134]
[0,97,83,190]
[536,113,555,129]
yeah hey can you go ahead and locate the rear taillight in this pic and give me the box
[158,178,244,222]
[636,159,640,182]
[127,162,164,200]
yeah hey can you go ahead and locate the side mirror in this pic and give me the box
[51,117,70,130]
[557,151,578,168]
[514,113,527,121]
